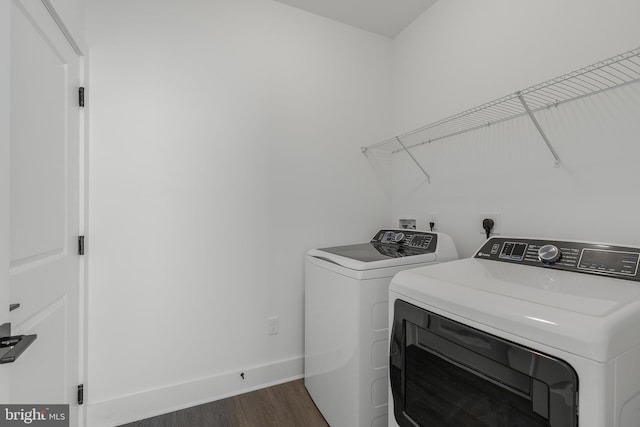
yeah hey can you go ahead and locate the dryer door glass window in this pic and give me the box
[389,300,578,427]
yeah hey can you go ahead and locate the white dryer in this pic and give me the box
[305,229,458,427]
[389,236,640,427]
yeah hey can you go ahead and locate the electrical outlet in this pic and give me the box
[478,213,501,237]
[399,219,416,230]
[427,212,438,232]
[268,317,279,335]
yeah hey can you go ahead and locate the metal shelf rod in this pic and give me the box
[517,92,561,167]
[396,137,431,183]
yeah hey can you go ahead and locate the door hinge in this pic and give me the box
[78,236,85,255]
[79,87,85,107]
[77,384,84,405]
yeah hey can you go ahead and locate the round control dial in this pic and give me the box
[394,232,405,243]
[538,244,561,264]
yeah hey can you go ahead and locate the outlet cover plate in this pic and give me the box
[478,213,501,236]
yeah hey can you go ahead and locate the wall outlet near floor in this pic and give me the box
[478,213,501,237]
[268,316,279,335]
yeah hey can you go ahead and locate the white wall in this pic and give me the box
[85,0,392,425]
[391,0,640,257]
[50,0,86,52]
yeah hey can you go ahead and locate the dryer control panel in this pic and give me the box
[475,237,640,282]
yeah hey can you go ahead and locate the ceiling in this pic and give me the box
[273,0,438,38]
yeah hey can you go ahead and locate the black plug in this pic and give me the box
[482,218,495,239]
[429,221,435,232]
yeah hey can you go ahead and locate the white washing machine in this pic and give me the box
[389,236,640,427]
[304,229,458,427]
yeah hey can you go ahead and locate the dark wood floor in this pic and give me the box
[118,379,329,427]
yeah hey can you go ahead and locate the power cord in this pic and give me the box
[482,218,495,239]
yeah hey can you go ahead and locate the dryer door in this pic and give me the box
[390,300,578,427]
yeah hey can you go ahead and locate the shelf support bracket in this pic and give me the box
[517,92,561,167]
[396,137,431,183]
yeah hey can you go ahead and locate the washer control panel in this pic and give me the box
[372,229,437,251]
[475,237,640,282]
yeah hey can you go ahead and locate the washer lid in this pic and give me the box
[318,242,432,262]
[390,258,640,362]
[308,245,437,271]
[307,229,456,271]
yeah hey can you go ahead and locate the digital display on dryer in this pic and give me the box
[499,242,528,261]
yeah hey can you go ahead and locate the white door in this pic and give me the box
[0,0,10,403]
[5,0,82,424]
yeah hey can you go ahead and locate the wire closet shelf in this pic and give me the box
[362,46,640,182]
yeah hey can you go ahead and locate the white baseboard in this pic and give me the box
[87,356,304,427]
